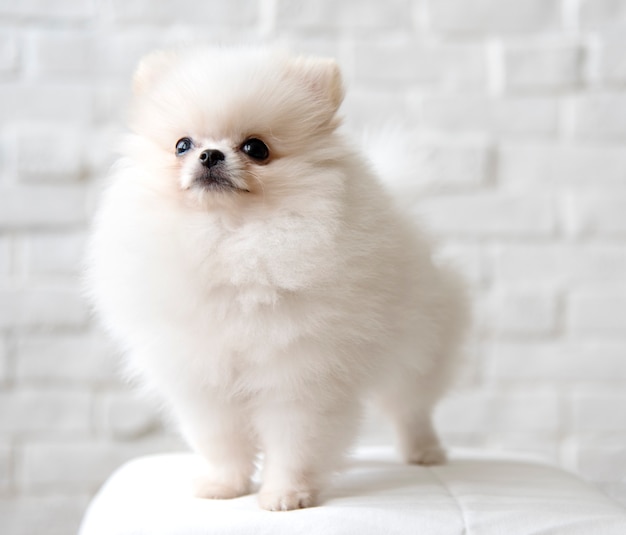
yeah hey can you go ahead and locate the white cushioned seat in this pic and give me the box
[79,446,626,535]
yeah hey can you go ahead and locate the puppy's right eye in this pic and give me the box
[241,138,269,162]
[175,137,193,156]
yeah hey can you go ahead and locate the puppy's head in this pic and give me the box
[126,46,346,212]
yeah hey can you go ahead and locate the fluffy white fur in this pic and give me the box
[86,46,469,511]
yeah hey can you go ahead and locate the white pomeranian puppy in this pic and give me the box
[86,46,469,511]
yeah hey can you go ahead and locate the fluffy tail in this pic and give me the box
[360,126,429,207]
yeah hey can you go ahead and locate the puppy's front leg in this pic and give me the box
[255,396,359,511]
[176,399,257,500]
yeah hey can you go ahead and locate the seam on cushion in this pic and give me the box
[428,466,470,535]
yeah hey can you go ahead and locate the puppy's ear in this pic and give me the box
[132,50,177,95]
[289,56,345,116]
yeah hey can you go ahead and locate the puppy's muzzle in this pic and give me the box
[199,149,225,168]
[193,149,246,192]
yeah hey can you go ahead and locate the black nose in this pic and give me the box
[199,149,225,168]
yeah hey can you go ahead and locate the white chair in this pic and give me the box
[79,446,626,535]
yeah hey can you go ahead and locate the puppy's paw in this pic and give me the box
[258,488,318,511]
[193,476,250,500]
[405,445,447,466]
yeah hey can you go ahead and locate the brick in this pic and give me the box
[0,288,88,328]
[277,0,411,30]
[342,88,408,128]
[30,32,93,77]
[0,389,91,435]
[25,231,86,276]
[498,143,626,189]
[579,0,626,29]
[0,84,92,123]
[489,340,626,381]
[95,31,163,79]
[573,393,626,431]
[418,96,559,136]
[278,37,343,61]
[83,126,123,174]
[436,390,560,434]
[419,194,554,237]
[96,28,264,79]
[93,83,131,125]
[0,31,18,73]
[22,442,118,493]
[415,142,491,191]
[108,0,258,25]
[0,336,7,384]
[98,392,162,439]
[0,497,89,535]
[435,392,492,434]
[572,94,626,140]
[0,235,10,278]
[16,332,118,383]
[15,123,85,182]
[0,185,87,229]
[483,288,557,336]
[593,31,626,84]
[95,29,263,72]
[503,43,581,91]
[0,0,92,20]
[0,444,10,491]
[21,438,183,492]
[568,291,626,334]
[427,0,562,33]
[566,194,626,236]
[354,40,486,89]
[494,244,626,285]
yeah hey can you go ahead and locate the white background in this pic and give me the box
[1,0,625,533]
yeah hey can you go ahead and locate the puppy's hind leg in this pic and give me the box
[376,369,449,466]
[393,402,447,466]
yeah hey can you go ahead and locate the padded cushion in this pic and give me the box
[79,446,626,535]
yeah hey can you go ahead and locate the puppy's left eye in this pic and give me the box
[240,138,269,162]
[175,137,193,156]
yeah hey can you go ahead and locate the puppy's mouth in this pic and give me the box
[192,168,249,193]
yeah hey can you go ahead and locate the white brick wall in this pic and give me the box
[502,42,581,91]
[1,1,626,532]
[0,186,88,228]
[593,31,626,84]
[15,333,117,383]
[419,194,555,237]
[419,95,560,136]
[573,93,626,139]
[426,0,563,33]
[487,340,626,381]
[0,389,92,435]
[497,143,626,189]
[580,0,626,29]
[0,497,91,535]
[20,438,180,493]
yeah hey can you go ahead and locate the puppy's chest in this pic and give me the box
[158,219,335,349]
[181,223,272,287]
[177,251,301,350]
[177,286,315,393]
[179,212,341,293]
